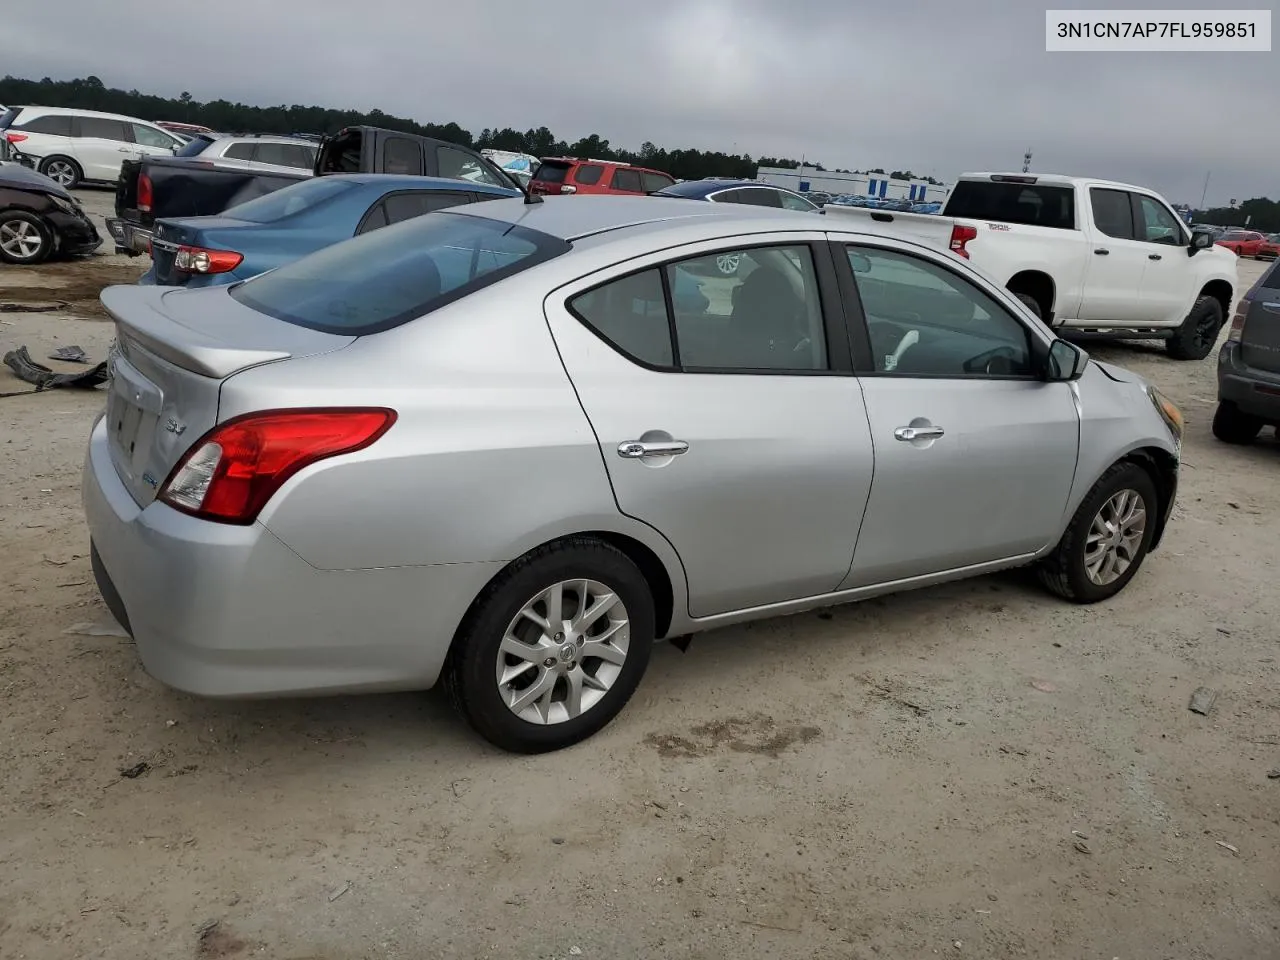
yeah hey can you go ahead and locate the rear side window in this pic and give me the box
[1090,188,1134,239]
[77,116,130,142]
[383,137,423,175]
[611,168,643,192]
[17,114,74,136]
[231,213,571,334]
[257,143,315,169]
[222,177,357,223]
[223,142,256,161]
[573,164,604,185]
[945,180,1076,230]
[641,171,674,192]
[533,162,569,184]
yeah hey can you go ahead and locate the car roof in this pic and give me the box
[205,133,318,146]
[445,194,818,241]
[13,105,157,124]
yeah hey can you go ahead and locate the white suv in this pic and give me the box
[0,106,185,188]
[174,133,318,175]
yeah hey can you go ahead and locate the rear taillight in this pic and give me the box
[5,132,27,144]
[949,223,977,258]
[137,172,153,213]
[560,185,577,194]
[1227,297,1250,342]
[173,245,243,275]
[159,409,397,524]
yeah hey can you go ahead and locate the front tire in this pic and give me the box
[445,538,655,753]
[0,210,53,265]
[1212,400,1262,444]
[1037,462,1158,604]
[1166,295,1223,361]
[39,155,82,189]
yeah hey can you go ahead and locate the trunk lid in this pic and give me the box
[99,284,355,506]
[149,216,251,286]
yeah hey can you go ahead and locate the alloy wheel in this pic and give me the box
[44,160,76,186]
[0,219,44,261]
[1083,488,1147,586]
[495,579,630,725]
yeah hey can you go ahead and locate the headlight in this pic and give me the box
[1148,386,1184,444]
[49,194,79,214]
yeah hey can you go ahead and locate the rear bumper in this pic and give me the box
[82,417,502,698]
[1217,340,1280,423]
[105,217,151,257]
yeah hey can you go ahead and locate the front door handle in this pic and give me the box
[1094,248,1109,255]
[618,439,689,459]
[894,425,945,442]
[1149,253,1162,260]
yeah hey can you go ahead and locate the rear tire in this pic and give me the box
[39,155,81,189]
[445,537,655,753]
[1212,400,1262,445]
[1166,295,1223,361]
[1037,462,1158,604]
[1011,292,1044,321]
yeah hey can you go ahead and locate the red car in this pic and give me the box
[1258,234,1280,260]
[1216,229,1267,258]
[528,157,675,196]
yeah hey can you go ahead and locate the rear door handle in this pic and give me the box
[894,425,945,442]
[1149,253,1162,260]
[618,439,689,459]
[1094,248,1109,255]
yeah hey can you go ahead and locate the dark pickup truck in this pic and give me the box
[107,125,520,255]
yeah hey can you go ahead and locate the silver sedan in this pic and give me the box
[83,196,1185,752]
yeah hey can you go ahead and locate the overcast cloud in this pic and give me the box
[3,0,1275,205]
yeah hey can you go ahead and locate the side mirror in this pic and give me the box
[1045,339,1088,381]
[1189,228,1214,254]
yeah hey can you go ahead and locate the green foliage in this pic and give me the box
[1193,198,1280,232]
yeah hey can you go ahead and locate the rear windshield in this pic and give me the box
[174,135,218,158]
[533,162,570,184]
[0,107,21,130]
[223,177,356,223]
[230,211,571,334]
[945,180,1076,230]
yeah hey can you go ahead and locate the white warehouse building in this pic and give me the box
[755,166,949,203]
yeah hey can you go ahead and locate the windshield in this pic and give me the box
[222,177,357,223]
[230,211,571,334]
[174,135,218,158]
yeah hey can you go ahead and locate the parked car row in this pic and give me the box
[1215,229,1280,259]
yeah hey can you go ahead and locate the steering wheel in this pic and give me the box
[963,345,1023,375]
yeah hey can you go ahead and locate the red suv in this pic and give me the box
[528,158,675,196]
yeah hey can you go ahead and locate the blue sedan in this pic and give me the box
[141,174,520,288]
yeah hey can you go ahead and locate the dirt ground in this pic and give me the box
[0,189,1276,960]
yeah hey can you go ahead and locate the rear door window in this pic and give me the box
[382,136,423,175]
[223,142,257,161]
[945,180,1076,229]
[231,213,571,335]
[610,168,644,192]
[573,164,604,185]
[76,116,130,142]
[1090,188,1135,239]
[17,114,74,136]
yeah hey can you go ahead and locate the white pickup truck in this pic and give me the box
[823,172,1238,360]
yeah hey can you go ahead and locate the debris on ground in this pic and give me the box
[1215,840,1239,855]
[1188,687,1218,715]
[327,881,351,902]
[0,300,69,313]
[119,762,151,779]
[1031,679,1057,693]
[1073,839,1092,855]
[48,345,89,363]
[3,345,108,392]
[1267,769,1280,780]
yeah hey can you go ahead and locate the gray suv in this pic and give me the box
[1215,258,1280,443]
[173,133,317,174]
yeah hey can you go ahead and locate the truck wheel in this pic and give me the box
[39,156,82,189]
[1211,400,1262,445]
[1012,292,1043,320]
[1166,296,1223,361]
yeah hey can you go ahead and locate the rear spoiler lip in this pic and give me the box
[100,284,292,379]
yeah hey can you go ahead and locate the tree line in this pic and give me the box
[0,75,952,186]
[1192,198,1280,233]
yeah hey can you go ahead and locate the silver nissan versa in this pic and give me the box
[83,196,1185,753]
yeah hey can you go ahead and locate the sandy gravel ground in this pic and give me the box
[0,189,1276,960]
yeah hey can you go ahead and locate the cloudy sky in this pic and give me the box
[4,0,1275,205]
